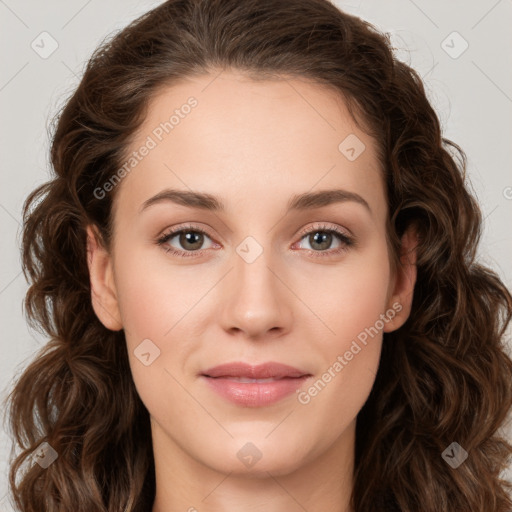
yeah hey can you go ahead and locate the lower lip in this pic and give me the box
[201,375,311,407]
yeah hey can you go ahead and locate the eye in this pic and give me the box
[156,223,355,259]
[294,223,354,258]
[156,224,217,258]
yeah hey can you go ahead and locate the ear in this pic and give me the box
[383,225,418,332]
[86,225,123,331]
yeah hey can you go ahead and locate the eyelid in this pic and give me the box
[294,222,353,241]
[156,222,218,252]
[156,221,355,257]
[157,222,352,243]
[291,222,355,257]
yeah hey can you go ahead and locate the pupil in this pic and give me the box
[311,231,331,250]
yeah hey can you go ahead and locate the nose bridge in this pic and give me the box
[219,233,291,337]
[235,234,275,291]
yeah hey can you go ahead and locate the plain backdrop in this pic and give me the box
[1,0,511,509]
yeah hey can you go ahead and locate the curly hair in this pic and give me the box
[3,0,512,510]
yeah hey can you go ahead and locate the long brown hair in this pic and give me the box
[3,0,512,510]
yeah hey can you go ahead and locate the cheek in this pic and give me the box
[113,250,202,340]
[294,242,391,411]
[112,255,204,423]
[111,241,239,391]
[302,240,392,349]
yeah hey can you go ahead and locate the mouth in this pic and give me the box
[210,377,291,383]
[201,361,310,379]
[200,362,312,407]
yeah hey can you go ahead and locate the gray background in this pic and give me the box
[1,0,511,509]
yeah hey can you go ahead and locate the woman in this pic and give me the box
[4,0,512,510]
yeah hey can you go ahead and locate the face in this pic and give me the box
[87,69,416,478]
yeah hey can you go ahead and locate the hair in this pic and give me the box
[3,0,512,510]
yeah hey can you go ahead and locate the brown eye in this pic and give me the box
[308,231,335,251]
[177,231,205,251]
[156,225,216,258]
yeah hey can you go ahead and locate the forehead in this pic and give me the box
[113,70,386,223]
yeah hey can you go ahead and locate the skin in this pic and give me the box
[87,69,417,512]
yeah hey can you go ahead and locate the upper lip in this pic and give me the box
[201,362,311,379]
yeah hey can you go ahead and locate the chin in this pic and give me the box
[200,433,311,477]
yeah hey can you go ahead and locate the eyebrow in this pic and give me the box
[139,188,371,214]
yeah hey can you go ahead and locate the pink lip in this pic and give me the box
[200,362,312,407]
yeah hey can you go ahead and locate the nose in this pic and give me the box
[218,242,293,340]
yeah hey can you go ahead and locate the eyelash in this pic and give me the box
[156,223,355,259]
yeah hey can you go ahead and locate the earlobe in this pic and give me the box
[383,225,418,333]
[86,225,123,331]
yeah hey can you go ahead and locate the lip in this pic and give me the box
[200,362,312,407]
[201,361,309,379]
